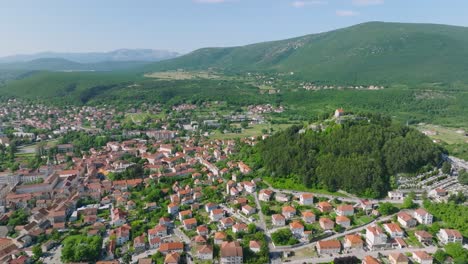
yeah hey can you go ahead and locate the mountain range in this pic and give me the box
[145,21,468,85]
[0,49,179,64]
[0,49,180,72]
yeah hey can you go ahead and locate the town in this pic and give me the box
[0,99,466,264]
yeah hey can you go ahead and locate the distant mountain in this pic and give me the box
[0,58,155,72]
[145,22,468,85]
[0,49,180,64]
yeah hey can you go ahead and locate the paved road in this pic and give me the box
[287,245,438,264]
[270,213,396,253]
[265,183,403,205]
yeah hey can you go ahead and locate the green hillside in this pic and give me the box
[0,58,152,71]
[0,71,138,104]
[145,22,468,85]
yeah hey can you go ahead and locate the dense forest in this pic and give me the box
[252,115,444,197]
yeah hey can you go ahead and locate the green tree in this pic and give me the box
[433,249,447,264]
[32,244,43,260]
[445,243,468,264]
[441,161,451,175]
[378,202,397,215]
[458,169,468,185]
[402,192,417,209]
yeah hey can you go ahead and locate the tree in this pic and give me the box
[241,121,249,129]
[271,229,298,246]
[248,223,257,234]
[433,249,448,264]
[442,161,452,175]
[61,235,102,263]
[402,192,417,209]
[32,244,43,260]
[458,169,468,185]
[378,202,397,215]
[445,243,468,263]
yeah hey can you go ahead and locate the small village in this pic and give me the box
[0,100,466,264]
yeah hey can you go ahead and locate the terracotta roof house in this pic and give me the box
[272,214,286,226]
[317,201,333,213]
[220,241,243,264]
[344,234,363,249]
[319,217,334,230]
[316,240,341,254]
[389,252,409,264]
[336,215,351,228]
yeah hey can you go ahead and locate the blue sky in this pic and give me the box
[0,0,465,56]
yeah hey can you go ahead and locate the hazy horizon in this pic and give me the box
[1,0,467,57]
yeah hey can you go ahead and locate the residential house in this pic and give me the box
[243,181,256,193]
[133,234,146,252]
[414,230,433,244]
[437,229,463,244]
[205,202,218,213]
[167,203,179,215]
[282,206,296,220]
[336,204,354,216]
[363,256,381,264]
[366,226,387,248]
[220,217,235,229]
[242,205,255,216]
[412,251,433,264]
[164,252,180,264]
[275,192,289,202]
[316,240,341,254]
[232,223,248,233]
[299,193,314,206]
[210,209,224,221]
[302,211,316,224]
[317,201,333,213]
[344,234,364,249]
[336,216,351,228]
[289,221,304,237]
[196,225,209,236]
[196,245,213,261]
[414,209,433,225]
[249,240,262,253]
[112,224,131,245]
[389,253,409,264]
[397,212,417,228]
[159,242,184,255]
[214,232,227,245]
[383,223,404,238]
[258,189,273,202]
[220,241,243,264]
[183,218,197,230]
[272,214,286,226]
[319,217,334,230]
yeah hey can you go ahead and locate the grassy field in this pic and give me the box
[209,123,291,140]
[416,123,468,160]
[416,124,467,144]
[144,71,224,80]
[125,112,166,123]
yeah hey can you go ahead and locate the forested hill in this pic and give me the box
[145,22,468,85]
[251,115,445,198]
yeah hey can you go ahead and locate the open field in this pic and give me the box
[144,71,224,80]
[416,123,468,160]
[125,112,166,123]
[416,124,468,144]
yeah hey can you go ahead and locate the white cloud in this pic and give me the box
[194,0,227,4]
[352,0,384,6]
[292,0,327,8]
[336,10,359,16]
